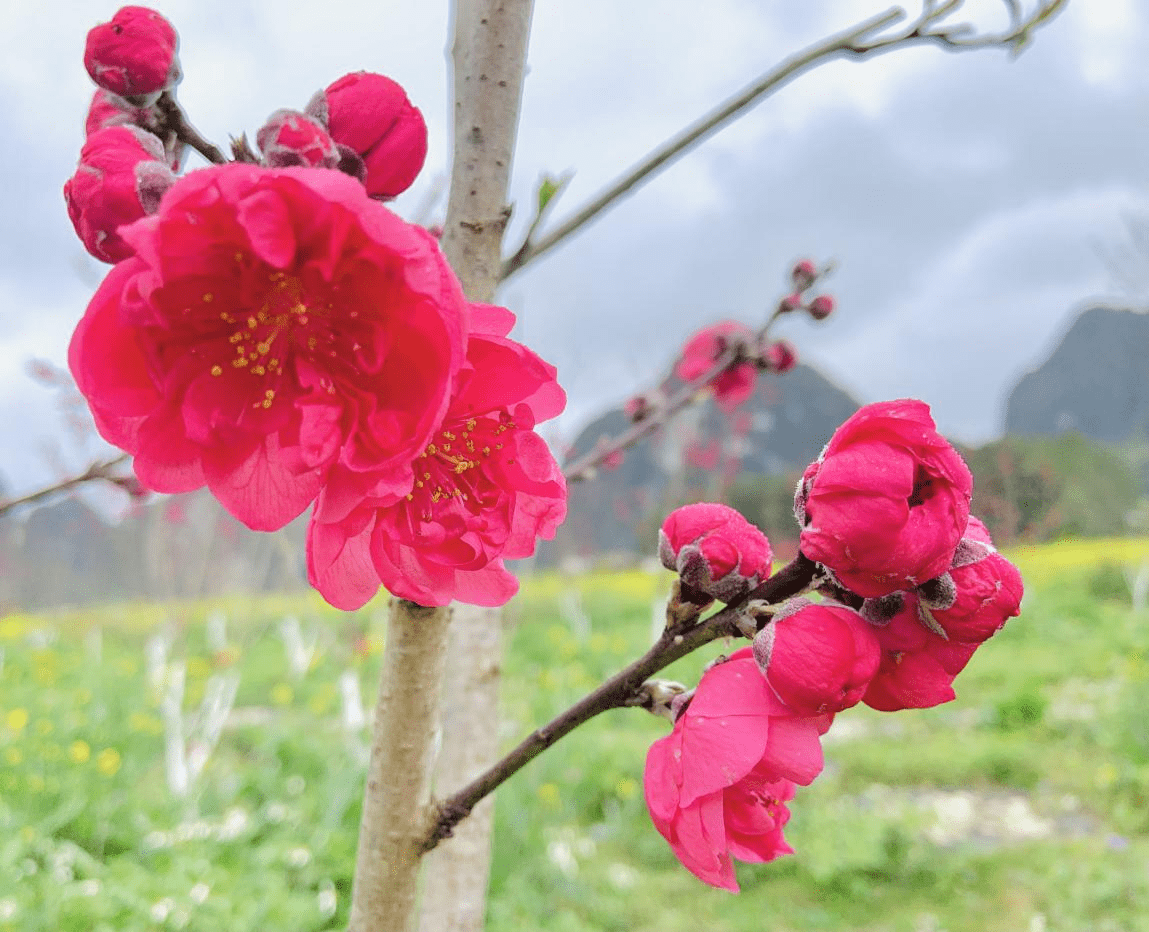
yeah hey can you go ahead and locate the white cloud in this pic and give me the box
[805,184,1149,441]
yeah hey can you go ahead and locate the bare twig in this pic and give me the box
[422,553,821,851]
[563,345,745,482]
[0,453,130,518]
[564,263,832,481]
[154,90,227,165]
[500,0,1067,281]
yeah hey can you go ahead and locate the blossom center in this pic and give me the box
[407,415,516,521]
[907,464,936,509]
[208,269,339,407]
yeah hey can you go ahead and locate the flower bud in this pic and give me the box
[64,125,175,263]
[862,593,978,711]
[807,294,835,321]
[624,392,661,422]
[798,400,973,599]
[84,88,151,136]
[256,109,340,169]
[930,518,1023,643]
[659,502,772,603]
[84,6,181,106]
[759,339,797,374]
[777,292,804,314]
[791,258,817,290]
[306,72,428,199]
[753,598,880,715]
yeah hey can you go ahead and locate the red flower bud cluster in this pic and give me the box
[65,7,565,610]
[647,399,1023,888]
[778,258,836,322]
[672,259,834,413]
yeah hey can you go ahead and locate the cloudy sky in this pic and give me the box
[1,0,1146,493]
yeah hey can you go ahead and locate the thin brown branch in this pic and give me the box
[422,552,821,851]
[563,346,743,482]
[154,90,227,165]
[564,260,833,482]
[500,0,1065,281]
[0,453,130,518]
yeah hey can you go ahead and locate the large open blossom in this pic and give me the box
[307,304,566,609]
[795,399,973,598]
[69,163,467,531]
[643,648,831,891]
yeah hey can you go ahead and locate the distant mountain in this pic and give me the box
[545,363,859,562]
[0,489,306,611]
[1006,306,1149,443]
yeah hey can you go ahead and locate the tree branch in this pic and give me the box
[154,90,227,165]
[422,553,821,851]
[500,0,1067,281]
[0,453,130,518]
[564,259,833,482]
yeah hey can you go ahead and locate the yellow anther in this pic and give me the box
[210,366,222,376]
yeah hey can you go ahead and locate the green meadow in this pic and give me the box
[3,539,1149,931]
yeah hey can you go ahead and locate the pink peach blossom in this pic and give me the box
[861,593,978,711]
[644,648,830,891]
[676,321,757,412]
[754,599,880,715]
[796,399,973,599]
[807,295,835,320]
[760,339,797,374]
[307,72,428,199]
[930,517,1024,643]
[64,125,175,263]
[256,110,340,170]
[307,304,565,609]
[69,163,467,532]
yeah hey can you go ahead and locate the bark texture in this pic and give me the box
[418,605,504,932]
[347,600,452,932]
[419,2,535,929]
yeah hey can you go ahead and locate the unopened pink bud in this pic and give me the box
[659,502,772,603]
[761,339,797,374]
[256,109,340,169]
[778,292,804,314]
[753,599,880,715]
[64,125,175,263]
[306,72,428,199]
[807,295,835,320]
[624,392,662,422]
[791,258,817,290]
[84,88,150,136]
[84,6,181,105]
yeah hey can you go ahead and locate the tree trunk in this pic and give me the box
[347,600,453,932]
[420,2,535,929]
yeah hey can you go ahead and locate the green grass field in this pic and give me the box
[3,539,1149,931]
